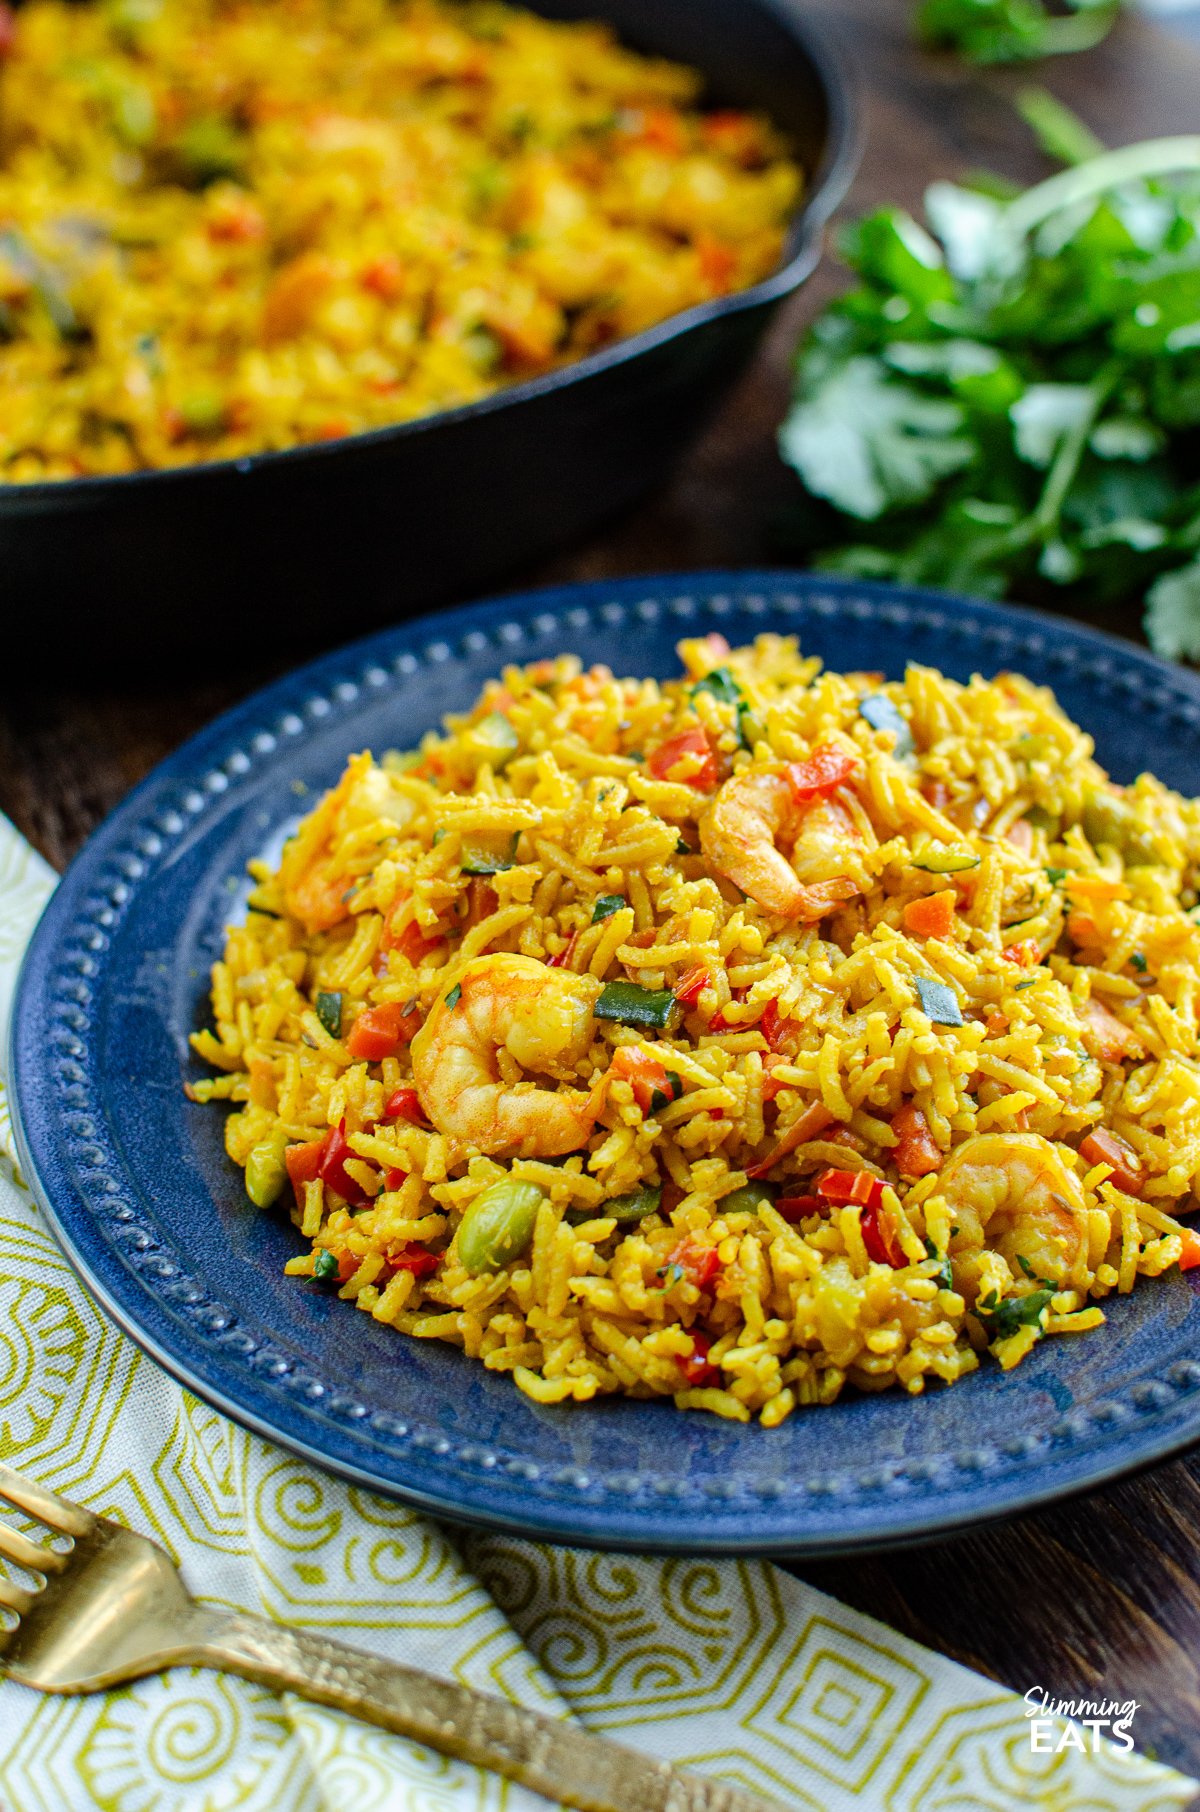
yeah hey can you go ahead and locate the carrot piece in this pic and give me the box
[891,1104,942,1178]
[1079,1128,1144,1194]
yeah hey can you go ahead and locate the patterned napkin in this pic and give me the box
[0,811,1193,1812]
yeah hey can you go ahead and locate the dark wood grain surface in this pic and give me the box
[5,0,1200,1786]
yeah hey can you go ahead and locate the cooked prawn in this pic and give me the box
[940,1133,1086,1293]
[699,768,862,919]
[411,954,601,1158]
[281,753,416,933]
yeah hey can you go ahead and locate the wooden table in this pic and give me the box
[5,0,1200,1784]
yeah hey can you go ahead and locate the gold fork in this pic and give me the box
[0,1462,790,1812]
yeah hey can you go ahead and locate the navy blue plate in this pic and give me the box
[13,572,1200,1556]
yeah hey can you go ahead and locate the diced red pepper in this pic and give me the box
[383,1167,408,1192]
[285,1136,326,1210]
[383,1086,425,1125]
[816,1168,885,1209]
[1001,938,1040,968]
[1179,1229,1200,1272]
[697,235,736,292]
[384,914,446,964]
[746,1101,836,1178]
[547,932,578,969]
[606,1046,681,1115]
[0,6,15,57]
[785,744,859,803]
[388,1243,439,1279]
[709,987,747,1032]
[336,1251,361,1282]
[637,105,686,153]
[346,1000,422,1061]
[775,1194,824,1223]
[678,1330,721,1388]
[667,1237,721,1293]
[1079,996,1140,1064]
[861,1201,903,1268]
[1079,1129,1144,1195]
[890,1104,942,1179]
[674,964,709,1009]
[647,724,719,790]
[760,999,789,1051]
[360,255,405,300]
[320,1118,369,1206]
[903,892,957,940]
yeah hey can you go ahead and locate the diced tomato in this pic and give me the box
[746,1101,836,1178]
[337,1251,361,1282]
[1079,1129,1144,1195]
[382,1086,425,1125]
[285,1136,326,1210]
[320,1118,369,1206]
[860,1201,903,1268]
[647,724,719,790]
[667,1237,721,1293]
[903,892,957,940]
[1079,996,1140,1064]
[314,416,353,442]
[760,999,789,1052]
[360,255,405,300]
[1179,1229,1200,1272]
[383,1167,408,1192]
[606,1046,681,1115]
[816,1168,885,1209]
[785,744,859,803]
[761,1065,790,1103]
[891,1104,941,1179]
[678,1330,720,1388]
[346,999,422,1061]
[547,931,578,969]
[674,964,709,1009]
[775,1194,824,1223]
[697,235,736,292]
[388,1243,440,1279]
[1001,938,1040,967]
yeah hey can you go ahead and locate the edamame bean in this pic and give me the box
[458,1180,545,1275]
[245,1129,290,1208]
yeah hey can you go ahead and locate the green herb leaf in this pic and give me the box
[312,1249,339,1283]
[917,0,1120,65]
[591,894,626,923]
[675,837,693,856]
[1046,867,1068,884]
[690,666,742,706]
[924,1235,954,1290]
[976,1286,1055,1341]
[315,990,343,1038]
[915,977,964,1026]
[444,982,462,1011]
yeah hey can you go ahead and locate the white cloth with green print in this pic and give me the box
[0,812,1193,1812]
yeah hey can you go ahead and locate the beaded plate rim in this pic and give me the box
[12,569,1200,1556]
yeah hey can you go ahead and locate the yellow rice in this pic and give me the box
[0,0,799,480]
[192,636,1200,1425]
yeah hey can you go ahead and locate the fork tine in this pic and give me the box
[0,1575,36,1616]
[0,1465,94,1539]
[0,1522,68,1575]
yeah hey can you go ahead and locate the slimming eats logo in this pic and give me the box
[1025,1687,1138,1753]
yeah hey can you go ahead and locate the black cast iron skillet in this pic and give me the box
[0,0,858,662]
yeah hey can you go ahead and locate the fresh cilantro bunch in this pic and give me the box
[917,0,1120,64]
[778,105,1200,659]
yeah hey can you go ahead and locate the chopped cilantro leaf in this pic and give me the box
[444,982,462,1010]
[591,894,626,923]
[976,1286,1055,1342]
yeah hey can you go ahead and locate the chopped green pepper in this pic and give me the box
[461,711,519,771]
[461,831,519,875]
[594,981,681,1031]
[570,1184,663,1226]
[859,693,914,758]
[910,846,981,874]
[721,1182,776,1215]
[244,1129,289,1208]
[315,991,343,1038]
